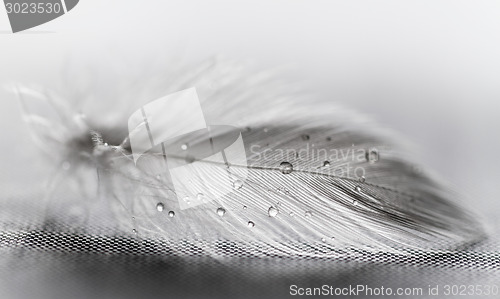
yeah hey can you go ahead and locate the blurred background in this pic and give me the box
[0,1,499,298]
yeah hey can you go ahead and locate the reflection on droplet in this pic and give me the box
[232,180,243,190]
[217,207,226,217]
[168,211,175,217]
[268,206,278,217]
[156,203,164,212]
[247,221,255,228]
[181,144,188,150]
[279,162,293,174]
[354,186,361,193]
[359,176,366,183]
[62,161,71,171]
[305,211,312,218]
[367,148,379,163]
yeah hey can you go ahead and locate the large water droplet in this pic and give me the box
[216,207,226,217]
[279,162,293,174]
[367,148,379,163]
[197,193,205,202]
[62,161,71,171]
[232,180,243,190]
[268,206,278,217]
[156,203,164,212]
[247,221,255,228]
[168,211,175,217]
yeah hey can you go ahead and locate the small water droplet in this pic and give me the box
[181,144,188,150]
[279,162,293,174]
[321,238,326,242]
[359,176,365,183]
[243,205,247,210]
[354,186,361,192]
[247,221,255,228]
[305,211,312,218]
[301,134,310,141]
[156,203,164,212]
[197,193,205,201]
[132,229,137,234]
[367,148,379,163]
[216,207,226,216]
[104,142,108,147]
[268,206,279,217]
[156,174,161,180]
[232,180,243,190]
[168,211,175,217]
[263,128,269,133]
[323,161,330,167]
[289,212,295,217]
[62,161,71,171]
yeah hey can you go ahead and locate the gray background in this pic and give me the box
[0,1,499,298]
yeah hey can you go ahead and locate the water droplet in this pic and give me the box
[263,128,269,133]
[268,206,279,217]
[216,207,226,216]
[196,193,205,201]
[289,212,295,217]
[181,144,188,150]
[352,200,357,205]
[132,229,137,234]
[354,186,361,192]
[168,211,175,217]
[367,148,379,163]
[104,142,108,147]
[305,211,312,218]
[247,221,255,228]
[359,176,365,183]
[156,203,164,212]
[301,134,310,141]
[321,238,326,242]
[62,161,71,171]
[323,161,330,167]
[232,180,243,190]
[279,162,293,174]
[243,205,247,210]
[156,174,161,180]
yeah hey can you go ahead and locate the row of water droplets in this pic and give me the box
[137,132,380,241]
